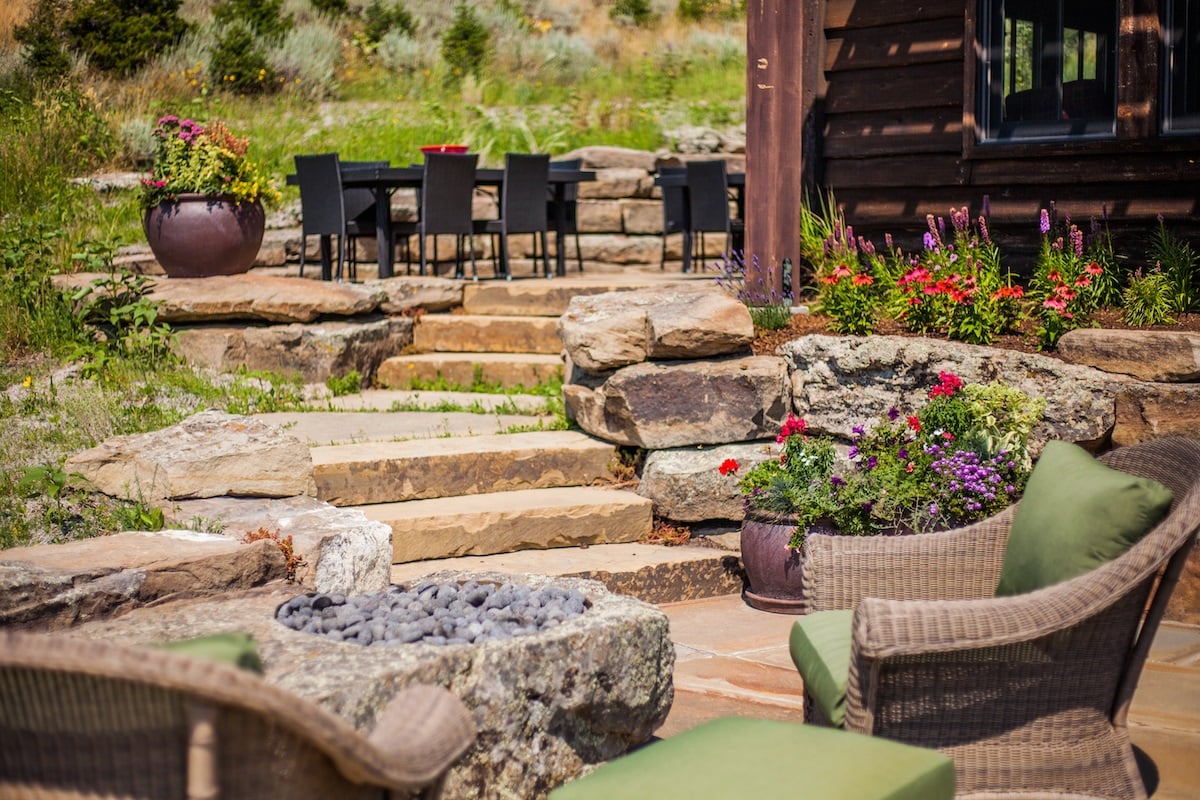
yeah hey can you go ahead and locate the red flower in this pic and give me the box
[907,415,921,431]
[928,371,963,398]
[718,458,739,476]
[777,414,808,443]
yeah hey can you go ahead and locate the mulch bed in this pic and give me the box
[752,308,1200,358]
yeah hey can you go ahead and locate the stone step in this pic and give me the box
[317,388,552,414]
[460,276,703,317]
[310,431,619,506]
[389,541,745,605]
[376,352,564,391]
[253,409,551,446]
[356,486,653,563]
[413,314,562,354]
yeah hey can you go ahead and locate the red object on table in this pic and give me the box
[421,144,469,154]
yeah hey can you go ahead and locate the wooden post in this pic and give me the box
[745,0,818,304]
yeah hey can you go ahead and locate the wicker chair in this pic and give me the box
[0,631,476,800]
[796,436,1200,799]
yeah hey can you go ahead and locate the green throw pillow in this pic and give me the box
[995,441,1174,596]
[156,631,264,673]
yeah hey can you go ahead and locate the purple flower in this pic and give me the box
[923,232,936,251]
[928,502,939,516]
[852,424,865,437]
[865,456,878,470]
[830,475,846,487]
[1039,209,1051,235]
[847,446,859,459]
[887,407,899,420]
[897,447,908,459]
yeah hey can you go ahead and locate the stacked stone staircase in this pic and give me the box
[272,276,744,602]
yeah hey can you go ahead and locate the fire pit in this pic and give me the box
[72,571,674,800]
[276,580,590,646]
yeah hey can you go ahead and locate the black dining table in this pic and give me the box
[287,164,595,279]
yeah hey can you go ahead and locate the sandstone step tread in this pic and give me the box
[252,410,549,446]
[389,540,745,605]
[413,314,562,354]
[311,431,619,505]
[461,277,701,317]
[318,388,551,414]
[355,486,653,563]
[377,353,564,392]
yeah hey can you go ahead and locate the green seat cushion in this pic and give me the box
[548,717,954,800]
[996,441,1174,596]
[789,609,855,727]
[155,632,264,673]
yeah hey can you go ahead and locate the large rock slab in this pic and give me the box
[558,286,754,373]
[414,315,562,354]
[1113,382,1200,446]
[365,487,653,563]
[72,574,675,799]
[564,356,791,448]
[638,442,779,523]
[165,496,392,596]
[563,145,659,172]
[367,276,464,313]
[310,431,618,506]
[65,410,316,502]
[174,316,413,383]
[1058,329,1200,382]
[52,273,384,323]
[0,531,284,630]
[780,335,1121,448]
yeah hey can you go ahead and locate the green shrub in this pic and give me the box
[64,0,192,77]
[12,0,72,81]
[1122,269,1177,327]
[311,0,349,16]
[610,0,658,27]
[212,0,292,40]
[209,22,278,93]
[677,0,744,22]
[361,0,417,47]
[1147,219,1200,313]
[441,4,490,83]
[274,21,341,99]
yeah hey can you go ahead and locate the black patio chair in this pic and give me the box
[392,152,480,278]
[339,159,388,281]
[685,159,744,271]
[658,166,690,272]
[549,158,584,273]
[295,153,376,282]
[478,153,551,280]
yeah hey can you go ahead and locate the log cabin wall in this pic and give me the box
[815,0,1200,264]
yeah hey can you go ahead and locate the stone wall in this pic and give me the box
[557,285,1200,622]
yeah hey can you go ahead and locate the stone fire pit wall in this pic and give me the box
[74,572,675,800]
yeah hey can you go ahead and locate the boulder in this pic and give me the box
[73,573,675,799]
[780,335,1120,448]
[174,316,413,383]
[561,145,659,172]
[147,274,382,322]
[1058,328,1200,382]
[564,355,791,448]
[367,276,464,313]
[165,495,392,596]
[0,531,284,630]
[1113,382,1200,447]
[578,168,652,200]
[577,234,661,265]
[558,286,754,373]
[65,410,316,502]
[639,442,779,523]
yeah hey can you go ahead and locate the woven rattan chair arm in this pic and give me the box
[365,685,475,787]
[799,509,1014,612]
[0,632,474,793]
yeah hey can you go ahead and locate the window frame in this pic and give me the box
[1162,0,1200,133]
[975,0,1119,144]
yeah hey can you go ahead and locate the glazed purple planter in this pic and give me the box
[740,513,834,614]
[143,194,265,278]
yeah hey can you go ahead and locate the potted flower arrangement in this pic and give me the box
[722,371,1045,612]
[140,116,280,278]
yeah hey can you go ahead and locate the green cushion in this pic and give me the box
[788,609,855,727]
[155,632,264,673]
[995,441,1174,596]
[548,717,954,800]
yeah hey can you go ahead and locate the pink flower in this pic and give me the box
[851,273,874,286]
[777,415,807,443]
[1085,261,1104,276]
[1043,297,1067,311]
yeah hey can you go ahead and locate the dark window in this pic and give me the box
[978,0,1118,141]
[1164,0,1200,132]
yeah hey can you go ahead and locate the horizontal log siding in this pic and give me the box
[816,0,1200,239]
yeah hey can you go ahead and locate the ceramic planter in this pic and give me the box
[143,194,264,278]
